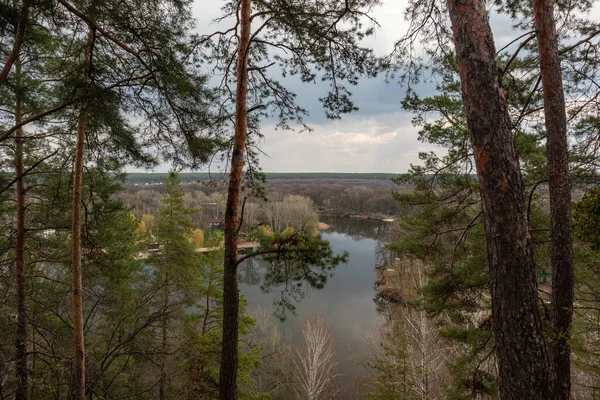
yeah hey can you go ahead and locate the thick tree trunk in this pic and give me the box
[71,28,93,400]
[533,1,574,398]
[14,57,28,400]
[445,1,552,398]
[219,0,251,398]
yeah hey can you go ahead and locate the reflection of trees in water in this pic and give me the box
[321,216,389,240]
[239,217,386,320]
[239,251,345,320]
[238,257,262,286]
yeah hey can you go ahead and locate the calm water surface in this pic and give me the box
[240,216,389,396]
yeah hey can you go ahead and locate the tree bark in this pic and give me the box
[533,1,574,398]
[159,273,169,400]
[0,0,29,87]
[71,27,93,400]
[14,56,28,400]
[219,0,251,398]
[445,1,551,398]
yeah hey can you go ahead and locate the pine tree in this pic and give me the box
[389,0,600,397]
[533,1,574,396]
[198,1,381,396]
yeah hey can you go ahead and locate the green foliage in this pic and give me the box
[383,28,561,397]
[573,187,600,249]
[367,318,415,400]
[148,172,268,398]
[241,228,348,320]
[188,228,205,248]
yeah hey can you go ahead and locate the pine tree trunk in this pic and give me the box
[219,0,251,398]
[160,273,169,400]
[194,269,214,399]
[14,56,28,400]
[0,0,29,87]
[445,1,552,398]
[533,1,574,398]
[71,28,93,400]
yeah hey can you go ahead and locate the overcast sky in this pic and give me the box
[137,0,597,174]
[183,0,431,174]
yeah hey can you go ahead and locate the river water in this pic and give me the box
[240,216,389,397]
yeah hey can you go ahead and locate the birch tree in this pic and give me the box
[292,313,340,400]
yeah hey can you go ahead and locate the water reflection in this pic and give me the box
[320,215,389,240]
[240,216,389,398]
[239,217,389,319]
[239,256,338,320]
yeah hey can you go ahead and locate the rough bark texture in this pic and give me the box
[0,0,29,87]
[14,57,28,400]
[533,1,574,398]
[71,28,93,400]
[445,1,552,398]
[219,0,251,398]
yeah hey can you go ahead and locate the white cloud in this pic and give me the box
[257,112,444,173]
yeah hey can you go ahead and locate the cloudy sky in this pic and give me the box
[154,0,594,174]
[187,0,429,173]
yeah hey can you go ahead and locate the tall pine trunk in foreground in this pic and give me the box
[219,0,251,398]
[71,27,93,400]
[445,1,551,398]
[14,56,28,400]
[533,0,574,397]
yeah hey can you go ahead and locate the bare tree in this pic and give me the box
[13,56,28,400]
[365,264,458,400]
[261,195,318,234]
[292,313,340,400]
[401,268,456,399]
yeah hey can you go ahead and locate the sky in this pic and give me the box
[184,0,433,174]
[136,0,597,174]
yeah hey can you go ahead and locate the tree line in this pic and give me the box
[125,172,402,185]
[116,180,406,232]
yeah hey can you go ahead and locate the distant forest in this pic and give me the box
[125,172,402,184]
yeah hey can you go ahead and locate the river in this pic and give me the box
[240,216,389,398]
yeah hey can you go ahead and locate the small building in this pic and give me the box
[148,242,161,252]
[208,218,224,228]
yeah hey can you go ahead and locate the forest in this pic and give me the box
[1,0,600,399]
[125,173,401,185]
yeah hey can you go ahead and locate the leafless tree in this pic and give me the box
[261,195,318,234]
[292,313,340,400]
[401,268,457,399]
[364,265,459,400]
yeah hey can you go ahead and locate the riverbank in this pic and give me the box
[375,257,422,303]
[318,212,396,223]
